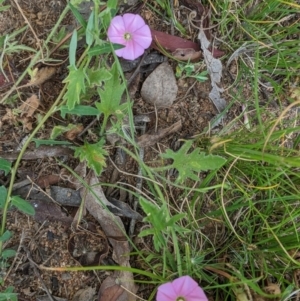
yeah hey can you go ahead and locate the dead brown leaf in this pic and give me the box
[97,277,125,301]
[72,287,96,301]
[71,164,137,301]
[29,198,73,225]
[29,66,56,86]
[151,29,200,55]
[68,229,108,266]
[19,94,40,117]
[264,283,281,295]
[172,48,202,61]
[1,108,17,125]
[65,124,84,140]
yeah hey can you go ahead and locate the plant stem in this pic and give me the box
[100,114,109,137]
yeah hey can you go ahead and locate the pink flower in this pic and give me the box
[156,275,208,301]
[107,13,152,60]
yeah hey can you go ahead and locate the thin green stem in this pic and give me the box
[42,264,164,281]
[100,114,109,136]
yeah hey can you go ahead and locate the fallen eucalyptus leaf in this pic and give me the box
[198,29,226,113]
[71,164,137,301]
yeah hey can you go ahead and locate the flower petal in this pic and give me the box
[172,276,199,296]
[107,15,125,37]
[108,36,126,45]
[132,25,152,49]
[121,39,144,60]
[157,282,178,301]
[186,286,208,301]
[123,13,146,32]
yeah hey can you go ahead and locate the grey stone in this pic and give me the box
[141,62,178,108]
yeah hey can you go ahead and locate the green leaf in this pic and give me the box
[165,213,186,227]
[107,0,118,9]
[0,186,7,209]
[60,105,100,118]
[96,62,125,118]
[0,285,17,301]
[86,11,94,46]
[139,228,156,237]
[0,5,10,12]
[139,198,167,231]
[32,138,72,147]
[69,30,77,67]
[51,26,68,45]
[193,70,208,82]
[11,196,35,215]
[88,43,124,57]
[0,230,12,242]
[50,124,81,140]
[87,67,112,87]
[63,66,86,110]
[68,2,87,28]
[1,249,16,259]
[161,140,226,183]
[0,158,11,176]
[74,139,108,176]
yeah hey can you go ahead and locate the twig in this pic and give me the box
[4,230,26,282]
[22,245,56,301]
[12,0,43,60]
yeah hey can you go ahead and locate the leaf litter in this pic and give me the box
[70,162,137,301]
[1,94,40,131]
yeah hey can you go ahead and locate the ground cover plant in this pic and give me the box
[0,0,299,300]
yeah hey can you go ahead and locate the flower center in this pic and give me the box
[176,297,186,301]
[124,32,131,40]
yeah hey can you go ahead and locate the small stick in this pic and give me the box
[12,0,43,60]
[22,245,56,301]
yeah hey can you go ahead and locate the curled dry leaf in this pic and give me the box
[1,108,17,126]
[29,65,56,86]
[65,124,84,140]
[172,48,202,61]
[68,228,109,266]
[264,283,281,295]
[98,276,125,301]
[198,29,226,113]
[19,94,40,117]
